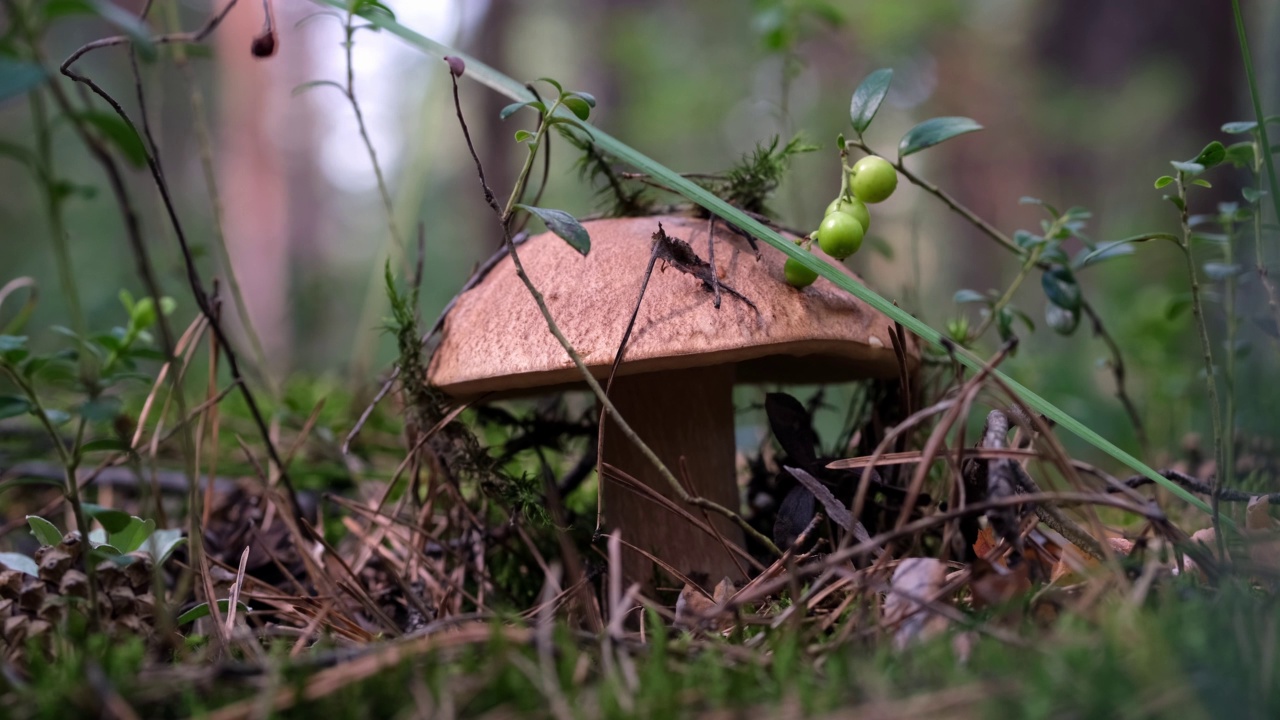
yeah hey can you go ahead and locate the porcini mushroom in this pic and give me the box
[429,214,915,586]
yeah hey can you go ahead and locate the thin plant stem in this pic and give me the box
[1231,0,1280,228]
[1223,217,1237,534]
[1247,130,1280,343]
[1175,175,1225,551]
[969,244,1044,342]
[340,9,409,385]
[27,89,92,385]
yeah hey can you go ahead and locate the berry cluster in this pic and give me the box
[785,155,898,288]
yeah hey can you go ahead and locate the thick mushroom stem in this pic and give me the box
[601,365,746,589]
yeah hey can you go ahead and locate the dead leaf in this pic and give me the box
[675,577,736,630]
[884,558,950,650]
[1050,537,1134,584]
[969,558,1031,610]
[1247,496,1278,531]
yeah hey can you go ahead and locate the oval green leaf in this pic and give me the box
[0,58,47,103]
[27,515,62,546]
[898,117,982,158]
[1041,265,1081,312]
[74,111,147,168]
[0,395,34,421]
[499,100,544,120]
[1192,141,1226,169]
[515,205,590,256]
[82,503,133,533]
[562,96,591,121]
[0,552,38,577]
[849,68,892,135]
[1154,175,1174,189]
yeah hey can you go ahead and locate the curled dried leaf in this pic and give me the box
[884,558,950,650]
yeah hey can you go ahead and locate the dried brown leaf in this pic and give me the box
[884,558,950,650]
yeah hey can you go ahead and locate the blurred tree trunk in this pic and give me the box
[468,0,517,249]
[214,1,325,375]
[216,1,292,369]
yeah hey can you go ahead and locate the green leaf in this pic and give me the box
[130,296,157,329]
[562,96,591,121]
[535,76,562,93]
[329,2,1220,519]
[1192,141,1226,169]
[499,100,544,120]
[43,0,156,59]
[1041,265,1081,312]
[78,396,122,423]
[87,529,122,556]
[1222,121,1257,134]
[142,528,186,564]
[0,335,28,354]
[43,409,71,426]
[514,129,532,143]
[82,503,132,533]
[110,516,156,554]
[0,552,38,577]
[1013,230,1044,250]
[74,111,147,168]
[27,515,62,546]
[569,91,596,108]
[1073,242,1132,268]
[514,205,590,256]
[953,289,987,305]
[353,0,395,21]
[848,68,892,135]
[80,438,132,454]
[177,599,251,626]
[1154,175,1174,189]
[0,58,47,103]
[0,395,34,420]
[1224,142,1255,168]
[898,117,982,158]
[1191,178,1212,188]
[291,80,346,97]
[1243,187,1264,204]
[1074,232,1179,268]
[1012,307,1036,334]
[1166,295,1192,320]
[0,476,66,494]
[1045,302,1079,335]
[1170,160,1204,175]
[1203,262,1243,280]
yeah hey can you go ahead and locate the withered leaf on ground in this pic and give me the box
[884,557,950,650]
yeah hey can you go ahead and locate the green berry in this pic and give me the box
[817,211,864,259]
[784,255,819,288]
[850,156,898,203]
[824,196,871,232]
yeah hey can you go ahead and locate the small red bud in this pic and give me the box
[444,55,465,77]
[251,31,278,58]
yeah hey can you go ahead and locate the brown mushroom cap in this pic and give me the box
[429,214,915,397]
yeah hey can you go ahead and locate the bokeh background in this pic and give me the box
[3,0,1279,469]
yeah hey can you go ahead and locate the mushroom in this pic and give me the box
[429,215,915,587]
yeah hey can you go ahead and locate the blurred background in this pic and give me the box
[3,0,1278,469]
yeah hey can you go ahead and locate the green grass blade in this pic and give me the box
[327,0,1212,517]
[1231,0,1280,233]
